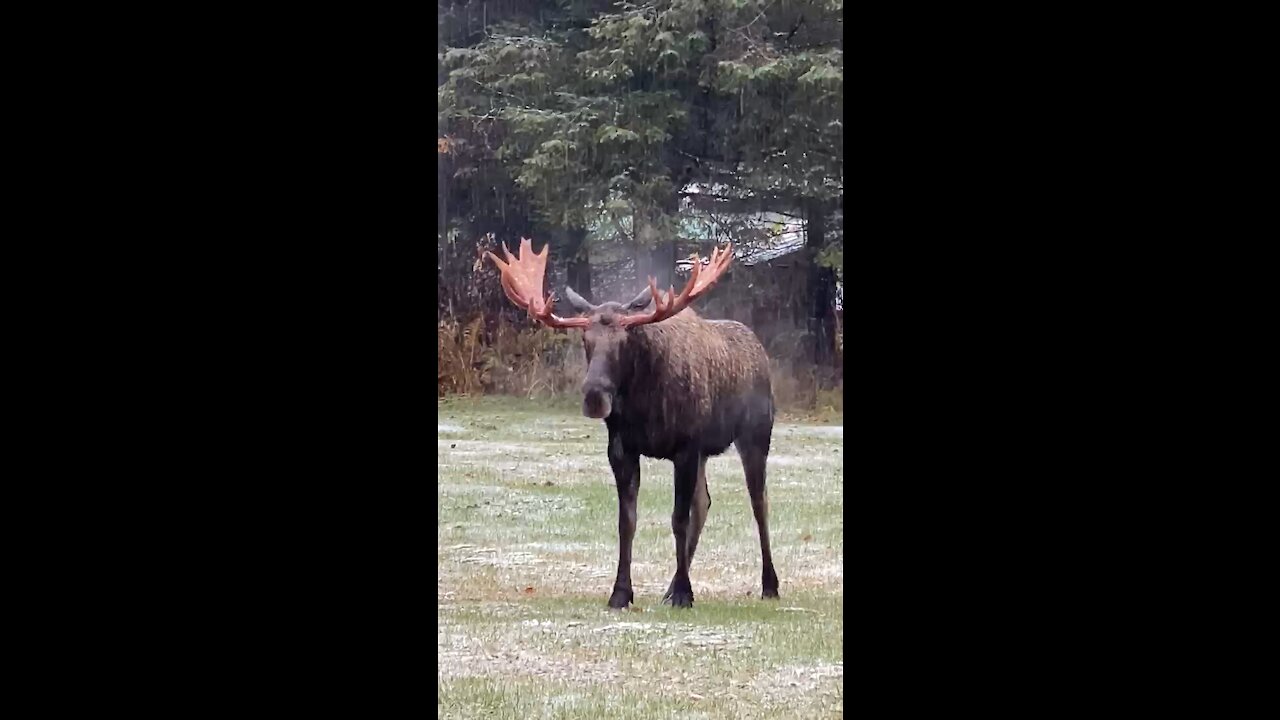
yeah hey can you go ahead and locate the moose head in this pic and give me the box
[485,237,733,419]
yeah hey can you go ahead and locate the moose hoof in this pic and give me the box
[665,589,694,608]
[762,569,780,599]
[607,588,633,609]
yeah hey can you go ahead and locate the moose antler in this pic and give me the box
[485,237,591,329]
[619,243,734,328]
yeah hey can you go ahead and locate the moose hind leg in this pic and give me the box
[665,455,710,601]
[738,437,780,599]
[664,452,699,608]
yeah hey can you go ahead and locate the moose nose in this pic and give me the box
[582,382,613,419]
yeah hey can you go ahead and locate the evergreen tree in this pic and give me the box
[439,0,842,363]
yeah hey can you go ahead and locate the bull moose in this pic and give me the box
[486,238,778,608]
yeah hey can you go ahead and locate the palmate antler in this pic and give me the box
[485,237,590,329]
[485,237,734,329]
[618,242,734,328]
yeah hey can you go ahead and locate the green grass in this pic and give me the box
[438,397,844,719]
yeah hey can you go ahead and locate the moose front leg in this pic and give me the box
[664,451,699,608]
[607,432,640,609]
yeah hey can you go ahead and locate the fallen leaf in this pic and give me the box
[802,533,813,542]
[524,586,535,594]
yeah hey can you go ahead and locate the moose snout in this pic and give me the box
[582,380,614,419]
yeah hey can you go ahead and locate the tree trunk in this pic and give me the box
[804,198,837,372]
[647,241,677,293]
[438,151,448,245]
[633,212,677,294]
[438,150,451,315]
[562,226,593,302]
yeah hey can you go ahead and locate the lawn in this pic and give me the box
[438,396,844,719]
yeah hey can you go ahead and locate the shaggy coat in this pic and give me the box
[574,298,779,610]
[602,308,773,460]
[484,238,776,609]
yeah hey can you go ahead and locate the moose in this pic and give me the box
[486,237,778,608]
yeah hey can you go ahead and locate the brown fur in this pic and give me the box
[594,308,773,459]
[571,296,779,609]
[490,242,776,607]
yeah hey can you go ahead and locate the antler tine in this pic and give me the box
[620,242,733,328]
[486,243,525,310]
[484,236,590,330]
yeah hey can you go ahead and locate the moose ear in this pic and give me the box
[625,287,654,310]
[563,286,597,314]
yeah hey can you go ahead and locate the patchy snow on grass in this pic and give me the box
[751,662,844,701]
[459,549,541,567]
[593,621,674,634]
[774,424,843,439]
[801,425,843,437]
[514,540,609,554]
[767,453,842,468]
[439,440,548,456]
[438,629,624,683]
[658,628,754,650]
[437,486,584,522]
[437,483,507,495]
[438,398,843,718]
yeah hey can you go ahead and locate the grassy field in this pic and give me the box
[438,396,844,719]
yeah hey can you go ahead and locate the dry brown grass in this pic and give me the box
[438,315,587,398]
[439,315,840,417]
